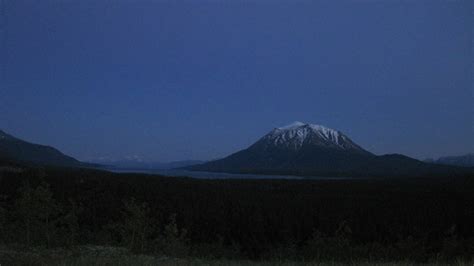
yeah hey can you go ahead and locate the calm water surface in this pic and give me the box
[108,168,354,180]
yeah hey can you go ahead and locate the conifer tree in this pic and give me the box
[120,198,152,252]
[0,204,5,243]
[62,199,82,247]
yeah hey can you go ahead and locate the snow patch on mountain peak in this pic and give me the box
[276,122,341,139]
[264,122,354,150]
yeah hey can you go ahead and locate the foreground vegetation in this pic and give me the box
[1,245,473,266]
[0,164,473,264]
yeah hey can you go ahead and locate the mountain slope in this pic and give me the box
[188,122,471,178]
[0,129,88,167]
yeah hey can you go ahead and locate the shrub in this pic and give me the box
[303,221,352,261]
[160,214,189,257]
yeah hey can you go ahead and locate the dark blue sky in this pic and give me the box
[1,0,472,161]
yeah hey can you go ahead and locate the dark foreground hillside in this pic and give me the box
[0,164,473,263]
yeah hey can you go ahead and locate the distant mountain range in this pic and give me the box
[426,154,474,168]
[0,129,91,167]
[0,129,202,170]
[1,125,472,178]
[88,156,205,170]
[187,122,472,178]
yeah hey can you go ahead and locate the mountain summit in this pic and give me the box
[260,122,370,154]
[187,122,471,178]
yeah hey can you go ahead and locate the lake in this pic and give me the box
[107,168,354,180]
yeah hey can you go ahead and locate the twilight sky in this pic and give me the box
[1,0,473,162]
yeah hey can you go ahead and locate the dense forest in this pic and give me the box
[0,164,473,263]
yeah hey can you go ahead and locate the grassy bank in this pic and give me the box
[0,245,473,266]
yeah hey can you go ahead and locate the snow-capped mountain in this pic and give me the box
[187,122,471,178]
[259,122,369,154]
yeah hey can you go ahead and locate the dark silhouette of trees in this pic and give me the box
[119,198,153,253]
[15,181,60,247]
[0,165,472,262]
[60,199,82,247]
[0,203,5,243]
[161,214,189,257]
